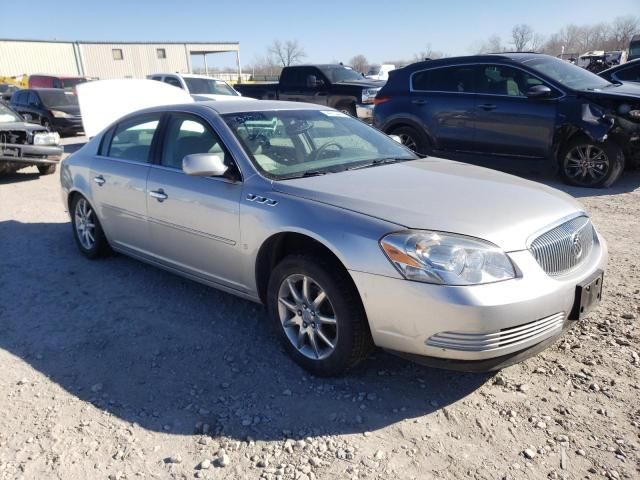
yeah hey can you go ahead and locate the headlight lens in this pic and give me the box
[51,110,71,118]
[380,230,516,285]
[361,87,381,104]
[33,131,60,146]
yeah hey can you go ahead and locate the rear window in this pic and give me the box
[107,114,161,163]
[412,66,476,93]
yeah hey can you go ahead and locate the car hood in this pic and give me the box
[333,79,386,88]
[272,158,584,252]
[0,121,48,132]
[577,82,640,100]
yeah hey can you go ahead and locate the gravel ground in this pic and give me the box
[0,139,639,480]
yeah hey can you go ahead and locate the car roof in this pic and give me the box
[601,58,640,74]
[151,72,225,80]
[402,52,548,71]
[205,99,329,114]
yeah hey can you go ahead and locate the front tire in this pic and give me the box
[70,195,110,258]
[267,255,373,376]
[37,164,56,175]
[559,137,624,188]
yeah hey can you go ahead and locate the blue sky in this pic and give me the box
[3,0,639,69]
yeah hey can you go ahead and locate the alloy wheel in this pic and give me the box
[277,274,338,360]
[399,133,418,151]
[564,144,610,185]
[74,198,96,250]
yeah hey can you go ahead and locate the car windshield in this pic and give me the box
[39,90,79,108]
[223,109,417,179]
[0,103,22,123]
[319,66,365,83]
[523,56,611,90]
[184,77,238,96]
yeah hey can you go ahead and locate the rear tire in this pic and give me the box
[389,125,431,155]
[559,136,624,188]
[267,254,373,377]
[70,195,110,259]
[37,164,56,175]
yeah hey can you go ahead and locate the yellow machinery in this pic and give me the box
[0,74,28,88]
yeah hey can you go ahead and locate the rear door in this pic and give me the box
[145,112,245,290]
[90,112,162,255]
[409,65,477,151]
[473,64,558,158]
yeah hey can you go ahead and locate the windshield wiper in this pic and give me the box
[279,170,329,180]
[346,157,413,171]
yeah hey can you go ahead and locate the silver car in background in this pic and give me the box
[60,100,607,376]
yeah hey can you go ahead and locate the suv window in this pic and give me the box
[163,77,183,89]
[477,65,543,97]
[412,66,476,93]
[27,92,40,107]
[161,113,230,170]
[108,114,161,163]
[13,91,27,106]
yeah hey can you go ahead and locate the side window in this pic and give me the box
[616,66,640,82]
[108,114,161,163]
[150,76,162,81]
[477,65,543,97]
[412,66,476,93]
[161,114,231,170]
[13,91,26,105]
[27,92,40,107]
[163,77,183,89]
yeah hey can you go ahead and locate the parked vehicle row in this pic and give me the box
[373,53,640,188]
[61,87,607,375]
[10,88,83,136]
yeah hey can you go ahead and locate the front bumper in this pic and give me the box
[350,235,607,369]
[356,104,374,122]
[0,144,63,165]
[52,117,83,134]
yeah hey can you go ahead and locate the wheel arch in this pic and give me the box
[254,231,354,304]
[380,116,436,148]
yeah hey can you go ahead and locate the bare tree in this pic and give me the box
[512,24,534,51]
[412,43,444,61]
[246,54,282,77]
[349,54,369,74]
[268,40,307,67]
[609,15,640,50]
[531,33,545,52]
[477,35,504,54]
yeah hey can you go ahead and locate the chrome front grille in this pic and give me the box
[529,216,594,276]
[426,312,565,352]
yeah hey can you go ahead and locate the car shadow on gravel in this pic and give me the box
[0,220,491,442]
[0,170,42,184]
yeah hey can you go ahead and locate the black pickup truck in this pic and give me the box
[235,64,384,121]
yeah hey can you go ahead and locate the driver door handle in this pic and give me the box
[411,99,427,105]
[479,103,497,111]
[93,175,105,186]
[149,189,168,202]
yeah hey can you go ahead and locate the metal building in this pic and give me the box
[0,39,241,79]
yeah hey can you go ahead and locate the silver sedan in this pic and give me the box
[60,100,607,376]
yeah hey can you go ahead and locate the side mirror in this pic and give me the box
[526,85,552,98]
[182,153,228,177]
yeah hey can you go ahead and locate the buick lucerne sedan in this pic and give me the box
[61,100,607,376]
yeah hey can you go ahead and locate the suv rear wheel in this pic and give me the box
[389,125,430,154]
[559,137,624,188]
[267,255,373,376]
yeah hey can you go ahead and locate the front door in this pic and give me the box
[90,112,162,255]
[145,113,245,290]
[473,64,558,158]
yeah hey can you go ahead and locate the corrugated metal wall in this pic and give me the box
[0,40,240,79]
[0,40,79,76]
[80,43,191,79]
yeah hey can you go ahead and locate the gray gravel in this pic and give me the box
[0,142,638,479]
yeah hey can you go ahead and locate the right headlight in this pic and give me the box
[51,110,71,118]
[380,230,516,285]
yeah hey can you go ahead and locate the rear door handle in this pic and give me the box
[149,189,168,202]
[411,99,427,105]
[479,103,497,111]
[93,175,105,186]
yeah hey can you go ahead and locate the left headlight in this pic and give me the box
[380,230,516,285]
[361,88,381,104]
[33,131,60,146]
